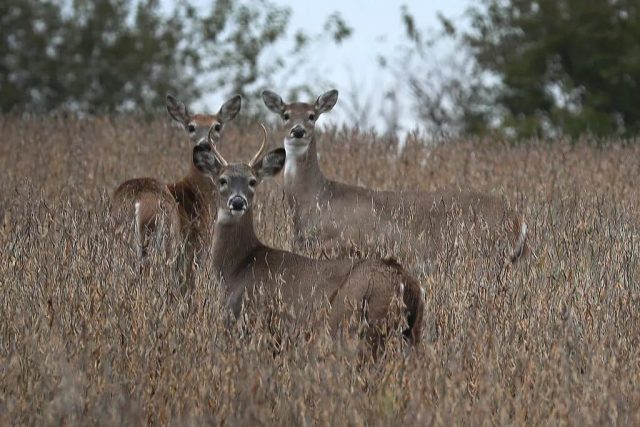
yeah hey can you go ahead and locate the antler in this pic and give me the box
[249,124,269,167]
[207,125,228,167]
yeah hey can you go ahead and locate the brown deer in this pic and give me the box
[192,125,424,346]
[112,94,241,290]
[262,89,528,274]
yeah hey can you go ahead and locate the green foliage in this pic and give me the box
[0,0,199,113]
[197,1,353,117]
[323,12,352,44]
[0,0,352,115]
[201,0,290,98]
[467,0,640,138]
[396,1,640,139]
[378,5,497,137]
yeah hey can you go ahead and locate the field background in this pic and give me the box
[1,116,640,425]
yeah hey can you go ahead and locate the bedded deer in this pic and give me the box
[112,94,241,289]
[262,89,528,273]
[192,125,424,346]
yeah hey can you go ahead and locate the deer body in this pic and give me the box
[192,129,424,344]
[112,177,181,260]
[112,95,241,289]
[263,90,527,267]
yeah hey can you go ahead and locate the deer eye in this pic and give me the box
[248,178,257,188]
[308,113,315,121]
[218,178,227,187]
[283,113,290,121]
[214,123,221,132]
[187,124,196,133]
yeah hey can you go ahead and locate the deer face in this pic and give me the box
[262,89,338,157]
[193,128,286,224]
[214,163,258,220]
[166,94,242,145]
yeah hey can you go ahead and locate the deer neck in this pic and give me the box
[185,162,216,199]
[211,209,261,280]
[283,136,326,195]
[168,163,216,220]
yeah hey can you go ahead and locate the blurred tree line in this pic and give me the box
[0,0,350,115]
[3,0,639,139]
[392,0,640,139]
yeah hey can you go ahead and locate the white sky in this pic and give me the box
[184,0,473,131]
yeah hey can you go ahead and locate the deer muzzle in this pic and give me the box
[290,125,306,139]
[228,195,248,215]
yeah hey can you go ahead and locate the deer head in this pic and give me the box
[193,125,286,224]
[166,94,242,145]
[261,89,338,157]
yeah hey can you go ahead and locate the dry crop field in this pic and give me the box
[1,115,640,425]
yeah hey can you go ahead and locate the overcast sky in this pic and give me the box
[270,0,471,90]
[182,0,473,131]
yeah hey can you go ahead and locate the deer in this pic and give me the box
[112,94,242,291]
[261,89,528,276]
[192,125,424,347]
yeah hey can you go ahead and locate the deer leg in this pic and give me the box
[134,203,151,274]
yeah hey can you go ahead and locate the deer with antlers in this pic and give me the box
[192,125,424,346]
[262,89,528,274]
[112,94,241,290]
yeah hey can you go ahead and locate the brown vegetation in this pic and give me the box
[1,115,639,425]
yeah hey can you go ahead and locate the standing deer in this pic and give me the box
[262,89,528,273]
[112,94,242,290]
[192,125,424,346]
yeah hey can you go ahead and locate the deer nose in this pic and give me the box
[291,125,306,139]
[228,196,247,212]
[194,140,211,151]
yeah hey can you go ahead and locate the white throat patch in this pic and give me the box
[284,137,310,178]
[217,208,241,224]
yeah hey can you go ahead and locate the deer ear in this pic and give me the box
[193,143,222,177]
[218,95,242,123]
[254,148,286,179]
[166,94,190,124]
[314,89,338,115]
[262,90,285,115]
